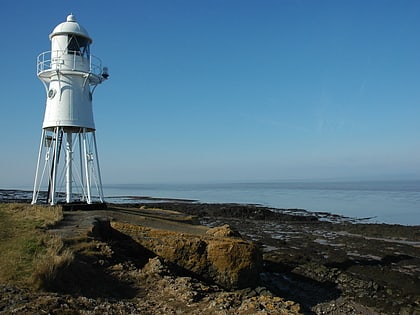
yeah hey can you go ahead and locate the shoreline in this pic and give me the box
[1,188,418,227]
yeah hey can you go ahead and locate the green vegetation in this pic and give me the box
[0,203,72,288]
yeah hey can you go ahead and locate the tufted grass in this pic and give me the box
[0,203,71,288]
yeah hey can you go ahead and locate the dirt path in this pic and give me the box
[49,204,209,239]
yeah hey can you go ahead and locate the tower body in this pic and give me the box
[32,15,109,205]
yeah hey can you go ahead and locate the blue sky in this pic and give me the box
[0,0,419,187]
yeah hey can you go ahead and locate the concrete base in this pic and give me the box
[61,202,108,211]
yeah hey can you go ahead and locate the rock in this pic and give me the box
[141,257,170,276]
[89,216,113,240]
[255,286,272,296]
[237,295,302,314]
[206,238,262,289]
[111,221,262,289]
[206,224,241,237]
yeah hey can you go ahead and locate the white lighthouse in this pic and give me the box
[32,14,109,205]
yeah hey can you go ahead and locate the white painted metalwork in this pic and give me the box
[37,51,103,77]
[32,15,108,205]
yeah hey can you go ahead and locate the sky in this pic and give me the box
[0,0,419,188]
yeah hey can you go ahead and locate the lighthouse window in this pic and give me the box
[67,35,90,58]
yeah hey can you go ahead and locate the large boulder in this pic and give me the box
[111,221,262,289]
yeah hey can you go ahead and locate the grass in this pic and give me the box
[0,203,72,288]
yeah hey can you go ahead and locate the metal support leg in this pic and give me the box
[79,133,84,201]
[50,127,61,205]
[93,132,104,202]
[32,129,46,204]
[83,131,92,204]
[65,132,73,203]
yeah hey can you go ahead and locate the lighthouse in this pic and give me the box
[32,14,109,205]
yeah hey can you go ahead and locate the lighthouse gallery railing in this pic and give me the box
[37,51,103,77]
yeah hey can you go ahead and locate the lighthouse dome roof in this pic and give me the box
[49,14,92,43]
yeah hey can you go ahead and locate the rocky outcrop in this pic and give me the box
[110,221,262,290]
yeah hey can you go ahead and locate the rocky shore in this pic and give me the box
[134,202,420,314]
[0,190,419,314]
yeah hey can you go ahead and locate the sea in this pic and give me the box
[103,180,420,226]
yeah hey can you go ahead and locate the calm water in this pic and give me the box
[103,180,420,226]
